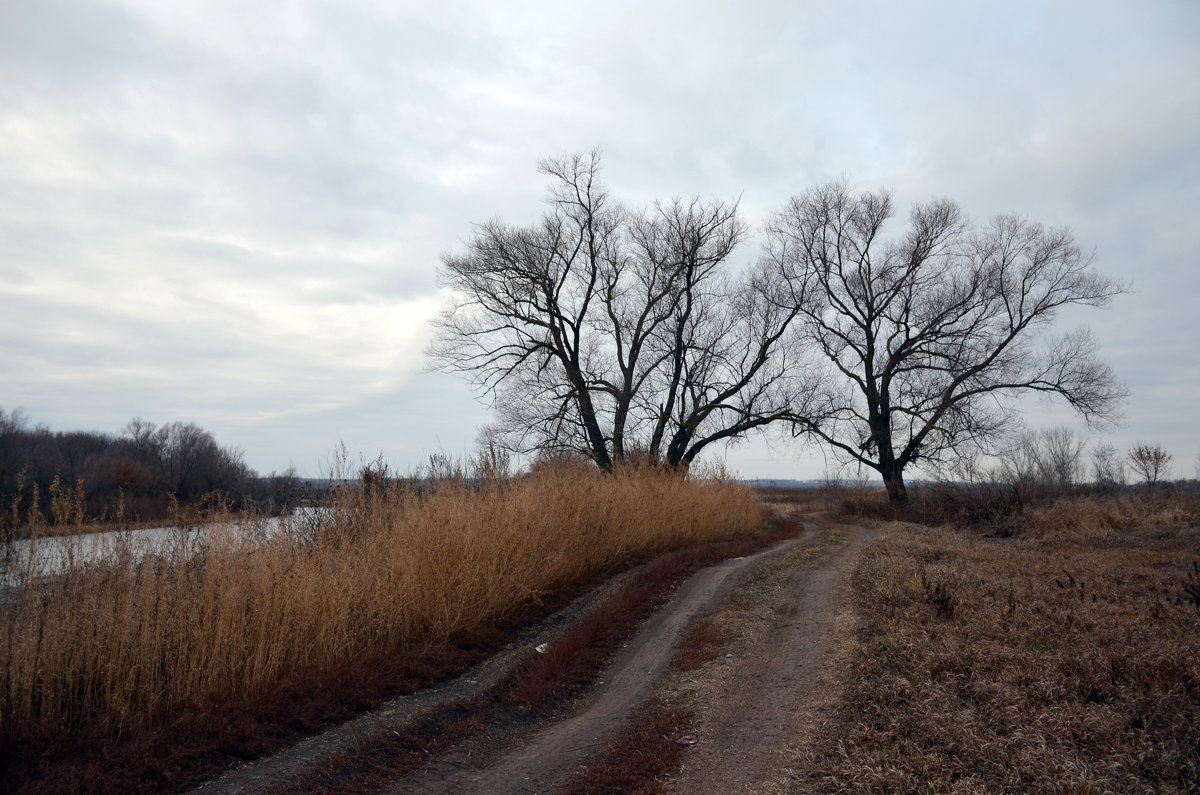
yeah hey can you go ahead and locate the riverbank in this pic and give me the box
[0,465,765,792]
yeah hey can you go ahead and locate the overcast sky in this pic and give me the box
[2,0,1197,480]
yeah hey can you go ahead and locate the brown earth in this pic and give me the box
[194,516,869,793]
[662,521,870,794]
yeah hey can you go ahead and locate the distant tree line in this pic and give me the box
[987,428,1181,494]
[0,408,304,531]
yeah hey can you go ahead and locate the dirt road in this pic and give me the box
[196,519,870,793]
[396,519,869,794]
[664,521,870,793]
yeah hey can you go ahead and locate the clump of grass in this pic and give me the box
[559,699,694,795]
[795,514,1200,792]
[672,618,727,671]
[0,463,764,791]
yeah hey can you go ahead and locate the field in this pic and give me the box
[775,489,1200,793]
[546,486,1200,794]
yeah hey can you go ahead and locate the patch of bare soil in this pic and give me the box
[661,520,872,794]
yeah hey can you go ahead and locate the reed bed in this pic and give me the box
[0,464,765,751]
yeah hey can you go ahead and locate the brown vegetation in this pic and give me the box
[0,464,765,793]
[834,477,1200,537]
[11,468,1194,793]
[559,699,695,795]
[671,617,728,672]
[792,493,1200,792]
[558,487,1200,793]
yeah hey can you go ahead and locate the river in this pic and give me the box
[0,508,327,587]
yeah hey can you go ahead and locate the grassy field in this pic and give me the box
[0,463,766,792]
[792,489,1200,793]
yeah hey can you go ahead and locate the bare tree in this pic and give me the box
[993,431,1045,492]
[1128,442,1172,485]
[995,427,1087,493]
[123,419,250,500]
[1037,426,1088,488]
[765,181,1127,504]
[429,151,812,470]
[1090,442,1126,490]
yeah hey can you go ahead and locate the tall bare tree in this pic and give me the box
[428,151,811,470]
[765,181,1126,504]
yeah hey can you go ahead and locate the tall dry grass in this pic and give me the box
[0,463,764,749]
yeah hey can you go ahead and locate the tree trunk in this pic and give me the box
[572,383,613,471]
[882,465,908,505]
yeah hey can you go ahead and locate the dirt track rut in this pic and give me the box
[196,520,870,794]
[389,534,809,794]
[666,521,872,793]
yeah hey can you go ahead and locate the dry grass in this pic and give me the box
[1018,488,1200,538]
[671,618,727,672]
[0,464,765,792]
[840,481,1200,538]
[559,699,694,795]
[794,505,1200,792]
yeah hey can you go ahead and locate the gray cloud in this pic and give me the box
[2,0,1198,477]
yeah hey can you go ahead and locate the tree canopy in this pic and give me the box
[428,151,814,470]
[763,181,1126,502]
[430,157,1127,501]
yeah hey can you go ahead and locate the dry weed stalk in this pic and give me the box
[0,464,764,748]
